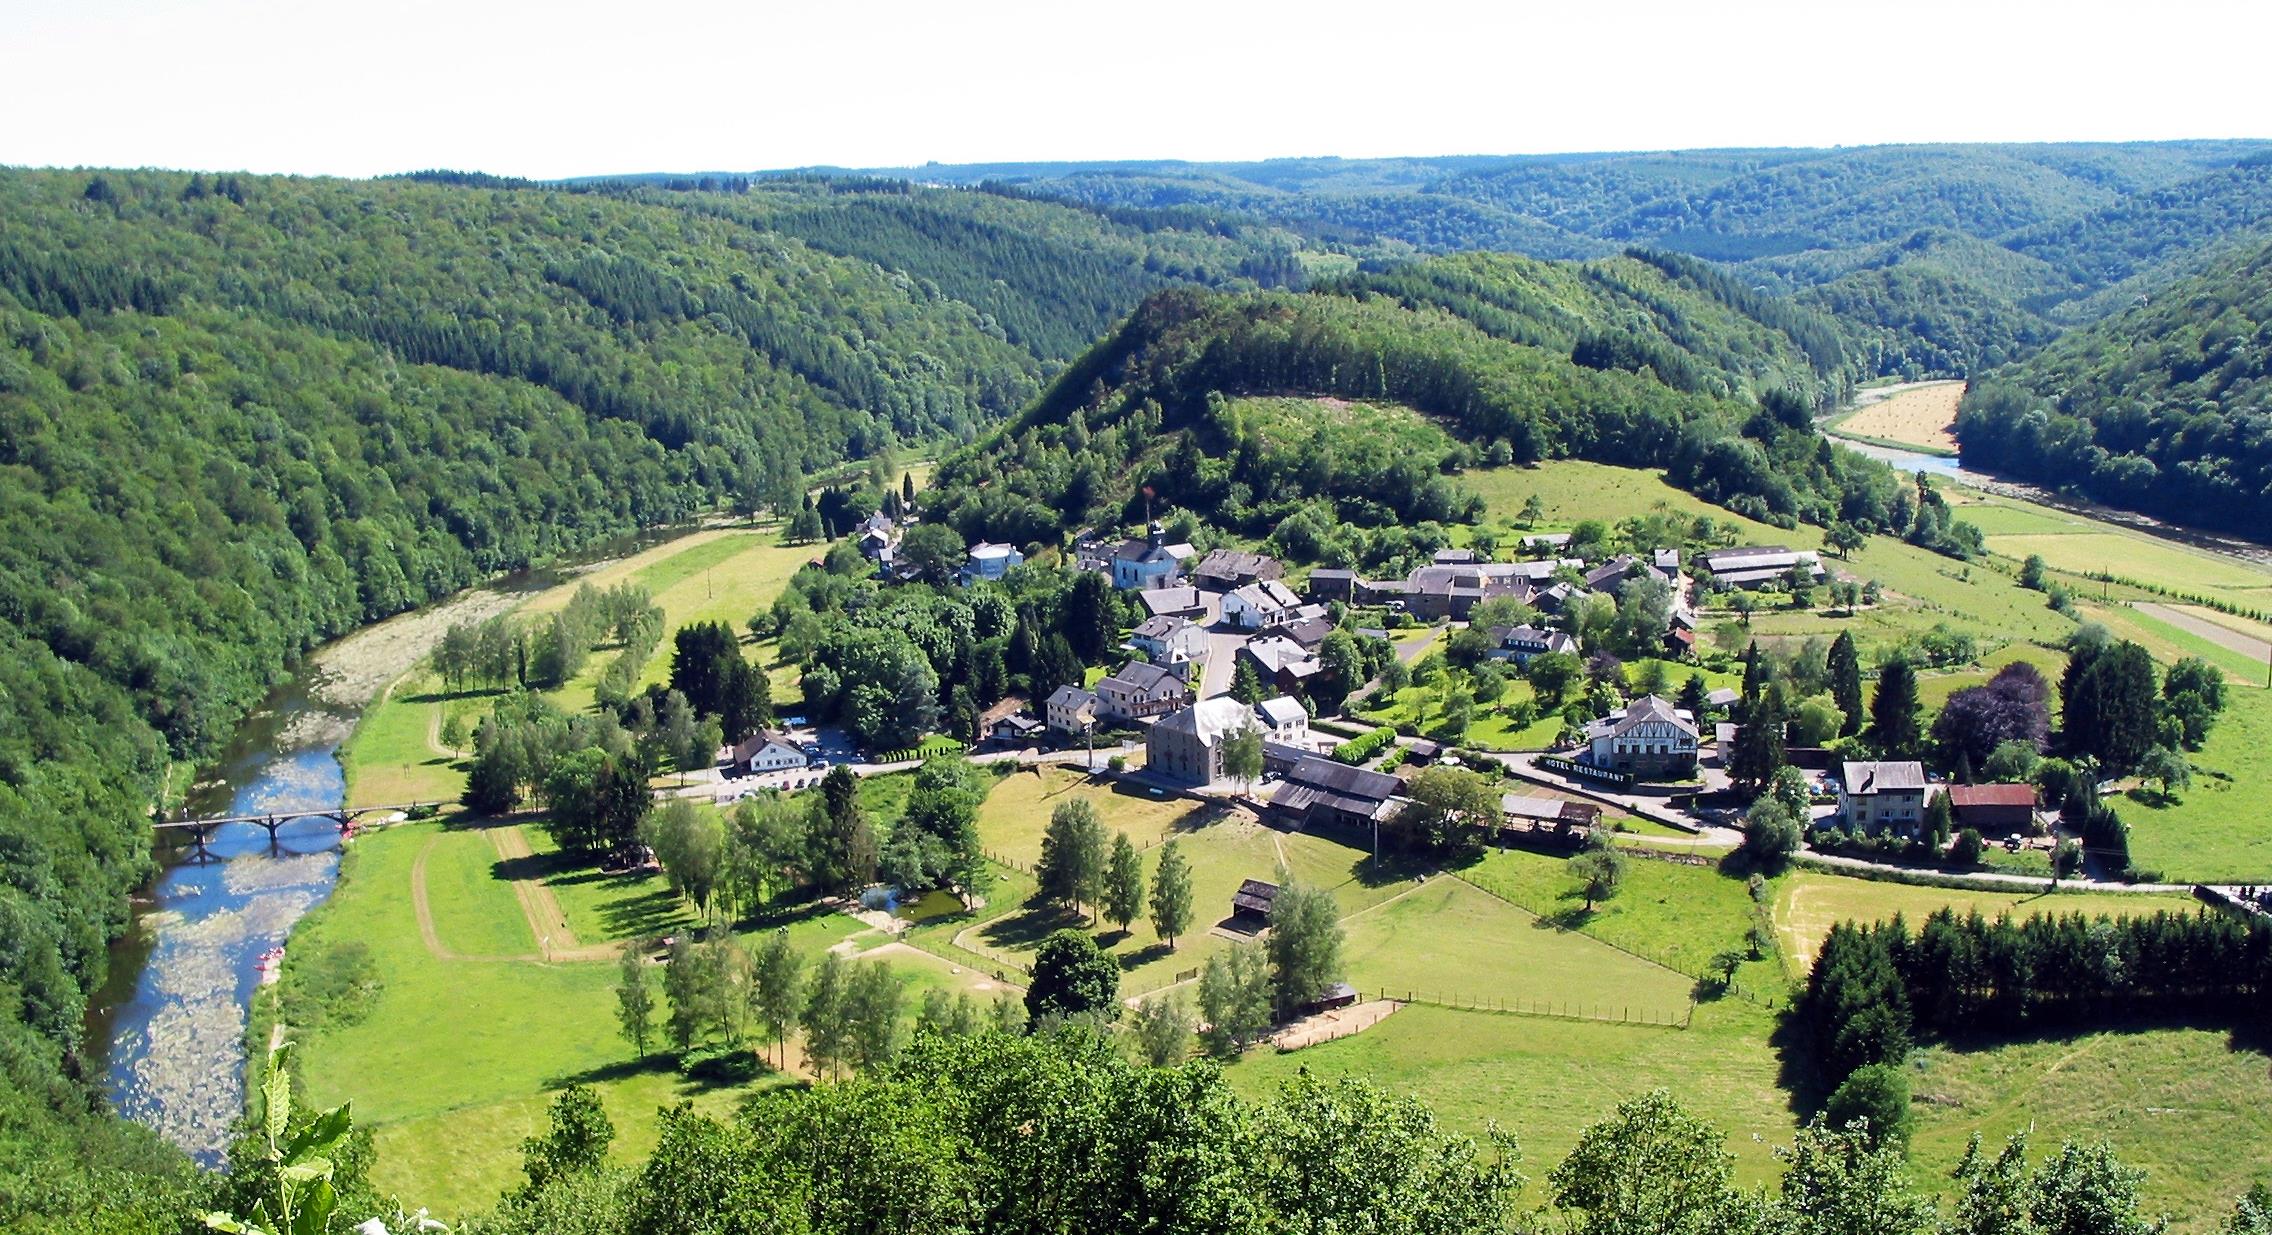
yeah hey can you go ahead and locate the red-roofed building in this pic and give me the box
[1947,783,2039,830]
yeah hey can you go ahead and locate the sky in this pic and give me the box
[5,0,2269,179]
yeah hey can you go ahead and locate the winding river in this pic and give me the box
[82,525,694,1164]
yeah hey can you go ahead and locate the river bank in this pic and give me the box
[83,523,710,1163]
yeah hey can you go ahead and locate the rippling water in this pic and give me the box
[88,692,349,1165]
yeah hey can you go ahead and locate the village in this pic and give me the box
[702,504,2106,899]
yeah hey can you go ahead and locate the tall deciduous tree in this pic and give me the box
[1150,840,1194,949]
[616,945,655,1059]
[1037,798,1107,920]
[749,928,804,1069]
[1103,833,1145,934]
[1827,631,1863,736]
[1264,881,1344,1019]
[1025,929,1121,1025]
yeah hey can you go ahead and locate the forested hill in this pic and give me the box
[1958,234,2272,538]
[821,142,2272,380]
[926,262,1948,562]
[0,166,1316,1229]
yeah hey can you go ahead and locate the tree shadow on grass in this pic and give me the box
[402,686,509,706]
[1117,941,1175,971]
[975,901,1082,954]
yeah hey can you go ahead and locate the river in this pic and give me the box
[82,524,700,1165]
[1826,435,1974,483]
[81,674,356,1165]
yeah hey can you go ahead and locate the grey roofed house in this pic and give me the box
[1241,634,1322,685]
[1192,548,1285,590]
[1132,614,1189,641]
[1705,687,1741,708]
[1840,760,1927,796]
[1519,532,1572,551]
[1137,585,1207,619]
[1433,548,1480,565]
[1283,616,1337,650]
[1101,659,1184,696]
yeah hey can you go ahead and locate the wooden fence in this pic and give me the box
[1381,989,1691,1029]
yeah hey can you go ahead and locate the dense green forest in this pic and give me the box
[860,142,2272,379]
[1957,234,2272,537]
[7,141,2272,1227]
[926,273,1947,554]
[0,166,1316,1231]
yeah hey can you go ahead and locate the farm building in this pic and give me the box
[1192,549,1285,592]
[1269,756,1406,831]
[1231,878,1279,925]
[1305,568,1359,603]
[1701,545,1825,590]
[1947,782,2039,830]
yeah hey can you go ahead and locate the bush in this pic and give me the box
[1331,726,1398,764]
[1824,1063,1914,1151]
[1949,828,1985,867]
[1107,755,1127,773]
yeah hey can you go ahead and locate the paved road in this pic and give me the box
[2134,602,2272,671]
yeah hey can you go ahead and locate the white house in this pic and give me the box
[1581,695,1699,779]
[1253,695,1309,745]
[1127,615,1208,679]
[1489,624,1578,665]
[1146,696,1261,785]
[1222,579,1301,630]
[731,734,810,775]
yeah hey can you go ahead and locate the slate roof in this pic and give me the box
[1232,879,1279,916]
[1584,695,1699,741]
[1100,660,1188,697]
[1841,760,1928,795]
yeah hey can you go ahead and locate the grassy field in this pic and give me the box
[551,530,814,712]
[975,765,1222,866]
[1225,998,1796,1187]
[1775,872,2203,968]
[338,674,466,807]
[2119,685,2272,881]
[1946,486,2272,607]
[1461,849,1773,985]
[1340,878,1696,1022]
[1908,1027,2272,1230]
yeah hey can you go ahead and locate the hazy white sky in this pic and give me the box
[4,0,2267,178]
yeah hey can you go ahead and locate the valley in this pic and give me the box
[233,445,2272,1226]
[6,134,2272,1235]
